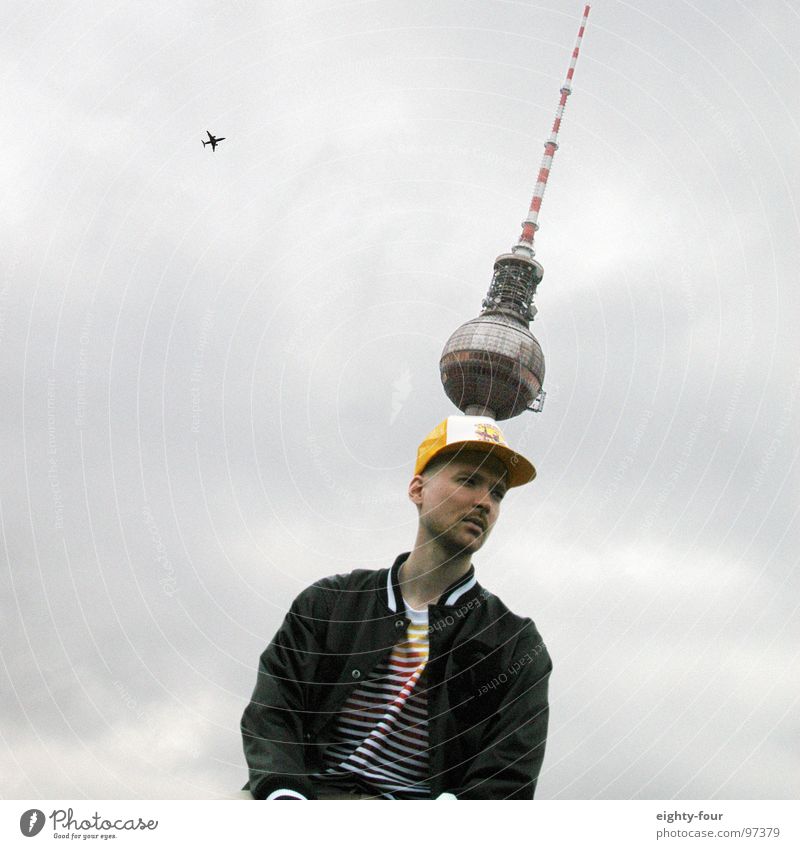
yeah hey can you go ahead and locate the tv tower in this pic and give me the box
[439,5,590,421]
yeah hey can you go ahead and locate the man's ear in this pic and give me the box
[408,474,425,508]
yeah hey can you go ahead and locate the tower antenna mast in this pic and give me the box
[514,4,591,259]
[439,5,591,420]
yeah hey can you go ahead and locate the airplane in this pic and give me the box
[202,131,225,151]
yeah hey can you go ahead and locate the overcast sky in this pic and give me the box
[1,0,798,800]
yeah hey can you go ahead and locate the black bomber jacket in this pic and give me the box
[241,553,552,800]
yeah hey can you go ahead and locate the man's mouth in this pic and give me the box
[462,517,485,533]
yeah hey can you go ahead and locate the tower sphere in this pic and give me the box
[439,253,545,421]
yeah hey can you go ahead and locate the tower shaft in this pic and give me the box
[513,4,590,260]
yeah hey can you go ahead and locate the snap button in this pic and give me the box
[395,620,404,629]
[351,669,361,679]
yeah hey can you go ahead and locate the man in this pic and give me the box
[241,415,552,799]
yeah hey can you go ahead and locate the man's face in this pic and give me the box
[410,450,508,556]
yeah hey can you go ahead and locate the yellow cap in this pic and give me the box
[414,415,536,488]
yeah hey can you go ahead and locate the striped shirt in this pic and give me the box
[315,603,430,798]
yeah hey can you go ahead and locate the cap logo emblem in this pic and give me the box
[474,423,504,444]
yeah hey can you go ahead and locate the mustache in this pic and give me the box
[462,514,487,531]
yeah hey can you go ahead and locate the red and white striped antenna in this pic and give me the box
[513,4,590,259]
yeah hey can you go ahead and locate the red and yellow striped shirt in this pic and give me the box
[316,604,430,798]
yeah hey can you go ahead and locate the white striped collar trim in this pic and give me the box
[443,572,478,606]
[386,568,398,613]
[387,555,478,610]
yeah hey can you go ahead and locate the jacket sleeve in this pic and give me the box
[240,581,331,800]
[453,625,552,800]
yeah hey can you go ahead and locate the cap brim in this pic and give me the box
[431,441,536,488]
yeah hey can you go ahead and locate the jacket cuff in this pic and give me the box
[250,775,318,801]
[265,788,308,800]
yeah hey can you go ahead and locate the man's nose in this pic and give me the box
[473,487,492,511]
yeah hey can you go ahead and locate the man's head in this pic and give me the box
[409,449,508,555]
[408,416,535,557]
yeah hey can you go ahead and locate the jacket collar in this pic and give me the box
[384,552,480,612]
